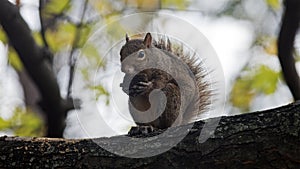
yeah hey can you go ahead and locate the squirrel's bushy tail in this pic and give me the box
[153,36,212,122]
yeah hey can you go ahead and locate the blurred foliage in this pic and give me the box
[92,0,120,15]
[8,47,23,71]
[231,65,281,111]
[266,0,280,10]
[256,36,278,56]
[227,0,283,112]
[32,31,44,46]
[161,0,189,9]
[0,27,7,44]
[46,23,76,52]
[0,107,45,136]
[76,24,93,48]
[89,84,110,105]
[0,26,24,71]
[43,0,70,14]
[81,42,104,65]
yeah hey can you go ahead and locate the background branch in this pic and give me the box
[0,0,75,137]
[39,0,49,48]
[278,0,300,100]
[67,0,89,98]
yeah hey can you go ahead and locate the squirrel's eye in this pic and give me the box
[137,50,145,59]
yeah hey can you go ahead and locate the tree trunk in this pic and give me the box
[278,0,300,100]
[0,0,76,138]
[18,68,44,118]
[0,101,299,168]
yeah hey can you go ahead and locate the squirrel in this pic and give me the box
[119,32,211,135]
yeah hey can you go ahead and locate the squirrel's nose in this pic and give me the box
[121,65,135,74]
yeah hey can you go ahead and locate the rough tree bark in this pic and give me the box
[0,101,299,168]
[0,0,76,137]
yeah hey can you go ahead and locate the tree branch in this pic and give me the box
[39,0,49,48]
[278,0,300,100]
[0,101,299,168]
[67,0,89,98]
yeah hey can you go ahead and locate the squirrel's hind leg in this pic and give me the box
[128,125,155,136]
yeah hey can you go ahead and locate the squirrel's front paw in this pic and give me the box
[129,81,153,96]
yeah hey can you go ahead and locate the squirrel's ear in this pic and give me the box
[143,32,152,48]
[125,33,129,42]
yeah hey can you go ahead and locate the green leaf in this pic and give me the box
[256,35,278,55]
[161,0,189,10]
[0,28,7,44]
[12,108,45,137]
[82,43,99,59]
[252,65,280,94]
[77,25,92,48]
[44,0,70,14]
[32,31,44,46]
[89,84,110,104]
[80,67,90,81]
[124,0,160,11]
[46,23,76,52]
[8,47,23,71]
[106,19,126,41]
[81,42,105,68]
[89,84,110,97]
[92,0,114,15]
[266,0,280,10]
[230,65,280,111]
[0,117,11,130]
[230,77,255,112]
[0,107,45,136]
